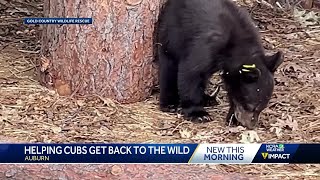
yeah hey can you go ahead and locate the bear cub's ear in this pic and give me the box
[264,51,284,73]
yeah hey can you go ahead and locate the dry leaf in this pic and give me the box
[239,131,260,143]
[264,37,277,44]
[192,131,211,140]
[125,0,142,6]
[270,126,283,137]
[179,128,192,139]
[156,130,173,136]
[285,115,299,131]
[96,95,116,107]
[294,8,319,27]
[266,24,275,31]
[283,62,304,73]
[287,25,297,31]
[94,109,103,117]
[40,57,50,72]
[16,99,23,105]
[271,115,298,131]
[52,126,62,134]
[285,33,298,40]
[228,126,246,133]
[76,100,85,107]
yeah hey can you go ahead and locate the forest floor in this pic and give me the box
[0,0,320,179]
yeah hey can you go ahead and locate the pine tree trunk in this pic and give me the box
[313,0,320,8]
[40,0,165,103]
[301,0,314,9]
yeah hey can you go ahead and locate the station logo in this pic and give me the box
[261,144,290,160]
[266,144,285,152]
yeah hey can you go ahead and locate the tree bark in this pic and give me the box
[301,0,314,9]
[40,0,165,103]
[313,0,320,8]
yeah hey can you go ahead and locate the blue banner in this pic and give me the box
[24,18,93,24]
[0,144,197,163]
[0,143,318,164]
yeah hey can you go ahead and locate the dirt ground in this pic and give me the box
[0,0,319,179]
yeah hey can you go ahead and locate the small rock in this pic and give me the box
[111,165,123,176]
[5,169,17,177]
[126,0,142,6]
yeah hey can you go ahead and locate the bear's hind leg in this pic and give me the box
[159,48,179,113]
[177,60,212,122]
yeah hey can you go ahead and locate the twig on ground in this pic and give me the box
[18,49,40,54]
[171,121,192,134]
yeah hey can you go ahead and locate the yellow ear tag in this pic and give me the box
[241,64,256,72]
[242,64,256,69]
[241,69,251,72]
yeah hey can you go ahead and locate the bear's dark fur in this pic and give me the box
[156,0,284,129]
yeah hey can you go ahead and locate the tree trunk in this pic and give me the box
[301,0,314,9]
[313,0,320,8]
[40,0,165,103]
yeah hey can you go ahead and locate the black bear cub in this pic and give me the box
[156,0,284,129]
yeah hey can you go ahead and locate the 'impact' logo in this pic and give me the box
[261,152,268,159]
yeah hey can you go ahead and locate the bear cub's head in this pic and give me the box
[222,51,284,129]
